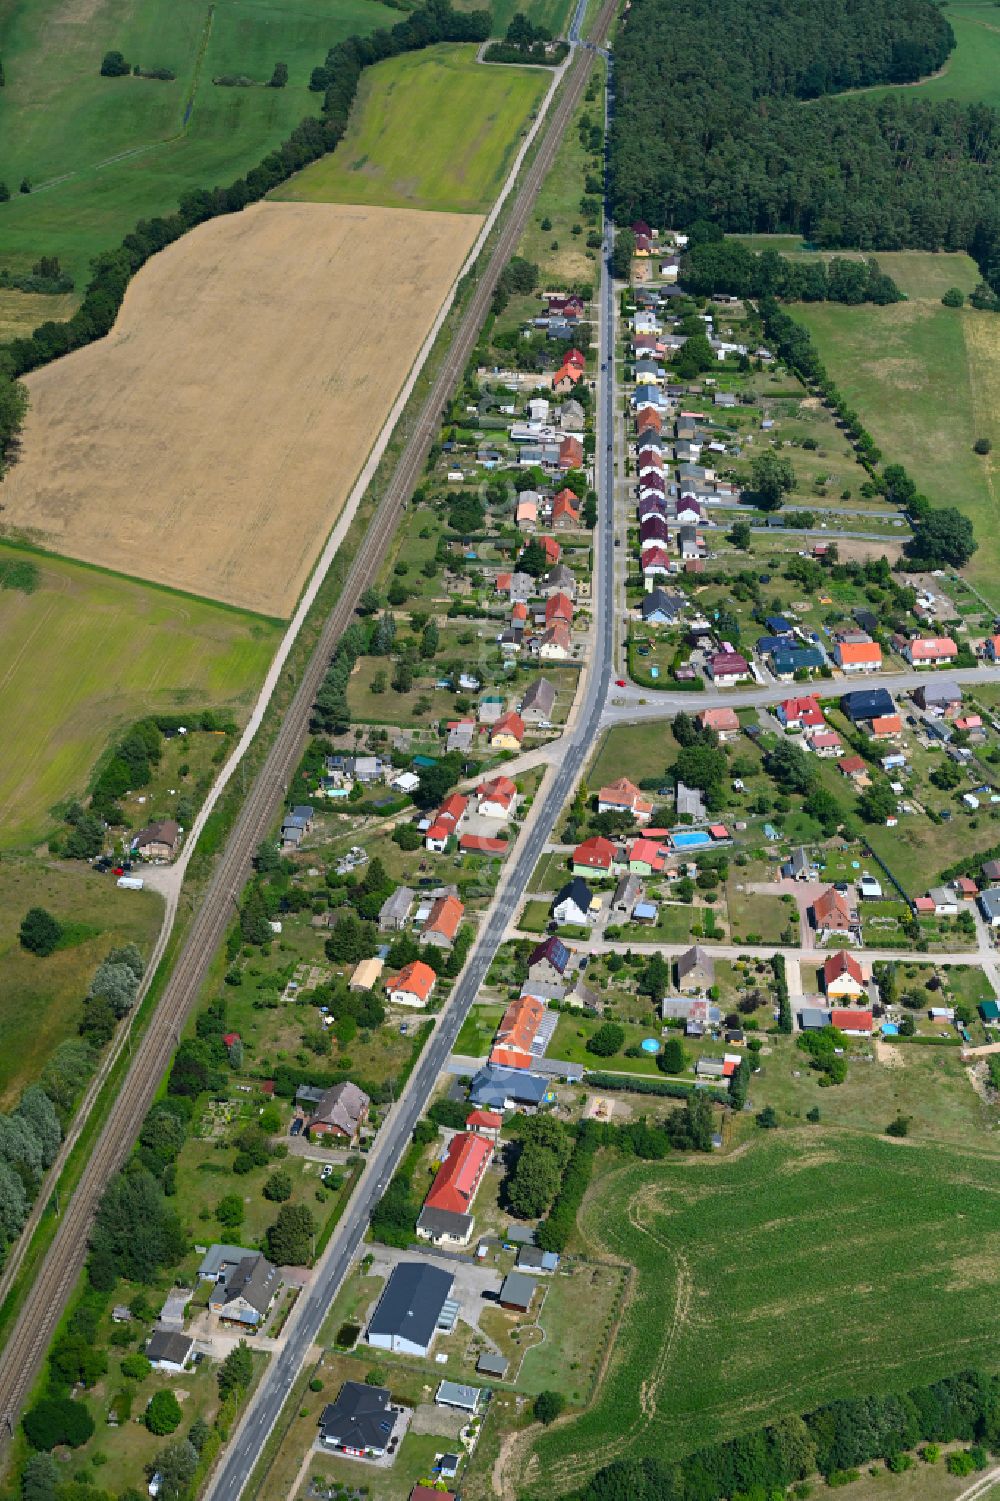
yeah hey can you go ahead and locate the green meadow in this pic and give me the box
[533,1132,1000,1496]
[272,43,548,215]
[0,543,280,849]
[0,0,397,285]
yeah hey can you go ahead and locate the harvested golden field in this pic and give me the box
[0,201,481,616]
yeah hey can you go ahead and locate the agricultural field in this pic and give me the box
[528,1132,1000,1496]
[272,44,548,215]
[0,542,279,849]
[0,288,76,342]
[795,267,1000,602]
[453,0,574,38]
[0,855,161,1107]
[0,0,397,285]
[0,201,481,616]
[860,1,1000,113]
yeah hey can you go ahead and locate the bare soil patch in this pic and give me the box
[0,201,480,615]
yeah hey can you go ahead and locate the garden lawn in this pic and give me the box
[272,44,547,215]
[0,0,398,284]
[588,723,671,787]
[531,1130,1000,1495]
[0,856,161,1106]
[550,1013,665,1075]
[515,1261,625,1400]
[795,295,1000,602]
[453,1001,505,1056]
[0,542,279,849]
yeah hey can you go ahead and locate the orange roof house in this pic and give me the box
[489,711,525,748]
[477,775,517,816]
[422,894,464,948]
[559,435,584,469]
[870,714,902,738]
[466,1109,503,1137]
[697,707,740,737]
[545,592,574,627]
[490,993,546,1069]
[539,535,561,564]
[551,490,580,527]
[823,950,866,998]
[830,1008,873,1035]
[834,641,882,671]
[553,363,583,394]
[812,886,854,934]
[597,776,653,822]
[636,406,663,434]
[539,621,572,658]
[385,960,437,1008]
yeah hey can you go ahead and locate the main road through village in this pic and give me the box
[0,0,617,1479]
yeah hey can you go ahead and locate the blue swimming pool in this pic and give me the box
[641,1038,660,1054]
[672,830,712,849]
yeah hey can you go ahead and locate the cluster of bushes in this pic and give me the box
[536,1122,598,1251]
[681,237,902,306]
[79,943,146,1045]
[0,256,74,294]
[506,1114,574,1219]
[0,1086,62,1265]
[771,953,792,1033]
[484,12,565,64]
[569,1369,1000,1501]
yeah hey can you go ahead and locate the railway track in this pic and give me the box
[0,3,615,1454]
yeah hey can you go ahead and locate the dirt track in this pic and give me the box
[0,201,480,616]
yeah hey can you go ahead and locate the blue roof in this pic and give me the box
[841,688,895,722]
[756,636,789,657]
[634,902,658,919]
[772,647,824,673]
[766,615,793,634]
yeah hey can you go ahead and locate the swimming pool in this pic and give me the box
[641,1038,660,1054]
[672,830,712,849]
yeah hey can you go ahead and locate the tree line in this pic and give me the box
[679,236,902,306]
[562,1369,1000,1501]
[609,0,1000,296]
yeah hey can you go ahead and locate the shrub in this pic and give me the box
[586,1022,625,1057]
[23,1396,94,1450]
[145,1390,182,1434]
[19,907,62,956]
[121,1353,152,1381]
[534,1390,565,1425]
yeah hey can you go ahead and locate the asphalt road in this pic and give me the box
[0,0,616,1453]
[202,21,617,1501]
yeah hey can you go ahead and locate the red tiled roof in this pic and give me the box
[491,711,525,742]
[424,894,464,944]
[460,834,508,855]
[830,1008,873,1033]
[424,1132,493,1215]
[824,950,864,987]
[385,960,436,1003]
[574,836,615,870]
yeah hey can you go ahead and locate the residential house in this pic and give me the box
[319,1382,395,1457]
[552,364,583,396]
[499,1272,538,1312]
[145,1332,194,1374]
[771,645,825,679]
[379,882,414,930]
[707,651,751,686]
[526,935,571,993]
[627,837,668,876]
[559,435,584,469]
[416,1133,494,1247]
[841,688,896,725]
[542,563,576,599]
[307,1082,371,1144]
[209,1253,279,1326]
[492,993,547,1069]
[905,637,958,667]
[597,776,654,822]
[385,960,437,1009]
[676,944,715,992]
[545,592,574,627]
[477,775,517,819]
[490,712,525,750]
[367,1262,454,1358]
[983,861,1000,884]
[809,729,842,757]
[914,679,963,715]
[551,490,580,528]
[928,885,959,918]
[777,697,824,732]
[538,535,561,566]
[553,877,594,927]
[424,792,468,852]
[612,873,644,915]
[572,836,616,877]
[812,886,856,941]
[870,714,903,739]
[521,677,557,723]
[823,951,866,1000]
[834,640,882,673]
[830,1008,873,1037]
[782,847,811,881]
[539,621,572,659]
[676,781,707,821]
[641,547,672,583]
[422,894,464,949]
[132,820,180,861]
[838,755,868,783]
[698,707,740,740]
[465,1109,503,1143]
[640,588,685,625]
[469,1064,549,1111]
[516,496,538,533]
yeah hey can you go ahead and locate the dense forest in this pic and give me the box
[610,0,1000,287]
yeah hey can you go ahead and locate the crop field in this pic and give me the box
[796,280,1000,603]
[453,0,574,37]
[0,855,161,1107]
[0,541,279,848]
[272,44,547,215]
[0,201,481,616]
[0,0,397,285]
[527,1132,1000,1497]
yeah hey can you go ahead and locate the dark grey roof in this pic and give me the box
[417,1205,474,1241]
[469,1066,549,1110]
[477,1351,509,1377]
[368,1262,453,1349]
[309,1081,370,1136]
[145,1331,193,1366]
[320,1382,393,1451]
[840,688,895,722]
[554,877,591,916]
[521,677,556,716]
[224,1254,279,1314]
[500,1271,538,1308]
